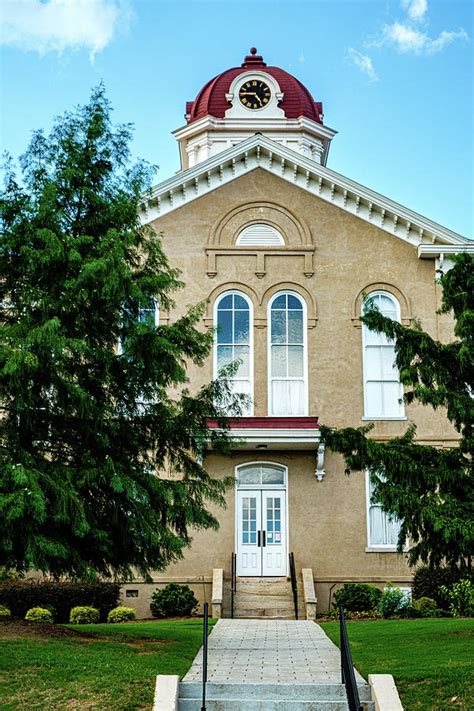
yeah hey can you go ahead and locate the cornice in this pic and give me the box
[140,134,470,249]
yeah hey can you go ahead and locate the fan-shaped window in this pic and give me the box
[214,291,253,415]
[236,224,285,246]
[362,292,404,418]
[268,292,307,416]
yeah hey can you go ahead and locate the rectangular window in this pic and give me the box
[367,472,402,549]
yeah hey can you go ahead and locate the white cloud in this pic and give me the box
[380,21,468,54]
[347,47,378,82]
[401,0,428,22]
[0,0,131,60]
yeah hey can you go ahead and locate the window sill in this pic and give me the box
[361,416,407,421]
[365,546,408,553]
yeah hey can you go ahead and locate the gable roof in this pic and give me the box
[140,134,471,251]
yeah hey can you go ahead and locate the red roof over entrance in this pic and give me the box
[207,417,320,430]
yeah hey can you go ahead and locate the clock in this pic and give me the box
[239,79,271,110]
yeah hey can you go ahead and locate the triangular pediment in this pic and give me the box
[140,135,471,252]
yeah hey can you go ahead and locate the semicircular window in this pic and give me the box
[236,224,284,246]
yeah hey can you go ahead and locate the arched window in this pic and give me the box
[236,224,284,246]
[268,292,307,416]
[362,292,404,418]
[214,291,253,415]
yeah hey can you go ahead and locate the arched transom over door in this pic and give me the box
[236,463,288,577]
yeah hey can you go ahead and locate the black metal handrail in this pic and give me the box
[230,552,236,619]
[339,605,362,711]
[288,552,298,620]
[201,601,209,711]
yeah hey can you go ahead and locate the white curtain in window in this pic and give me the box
[368,475,401,547]
[269,293,307,416]
[215,292,252,415]
[363,292,403,417]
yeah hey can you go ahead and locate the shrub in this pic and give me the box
[107,606,136,623]
[413,596,440,618]
[150,583,198,618]
[0,604,12,619]
[378,586,408,618]
[0,580,120,623]
[334,583,382,612]
[412,567,471,610]
[440,579,474,617]
[25,607,53,623]
[69,606,100,624]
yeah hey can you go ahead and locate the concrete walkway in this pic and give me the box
[183,619,366,685]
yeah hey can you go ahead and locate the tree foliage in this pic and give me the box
[321,253,473,571]
[0,86,242,580]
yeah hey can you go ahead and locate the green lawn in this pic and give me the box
[0,619,214,710]
[320,618,474,711]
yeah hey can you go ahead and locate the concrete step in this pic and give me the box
[233,608,296,619]
[178,682,375,710]
[179,700,351,710]
[234,596,295,607]
[180,682,348,700]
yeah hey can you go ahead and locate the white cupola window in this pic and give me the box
[236,224,285,246]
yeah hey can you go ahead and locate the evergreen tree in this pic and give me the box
[321,253,473,571]
[0,86,242,580]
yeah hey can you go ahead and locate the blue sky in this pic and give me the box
[1,0,472,236]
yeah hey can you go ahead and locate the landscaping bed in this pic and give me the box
[0,618,214,710]
[320,618,474,710]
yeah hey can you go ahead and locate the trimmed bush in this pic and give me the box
[413,596,440,618]
[107,606,136,623]
[0,580,120,623]
[25,607,53,623]
[412,567,471,610]
[440,579,474,617]
[150,583,198,618]
[69,606,100,624]
[334,583,382,612]
[0,604,12,619]
[378,587,408,618]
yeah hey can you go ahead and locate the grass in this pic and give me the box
[0,618,214,710]
[320,618,474,711]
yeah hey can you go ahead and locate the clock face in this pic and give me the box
[239,79,271,110]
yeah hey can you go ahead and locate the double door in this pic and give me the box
[236,489,287,576]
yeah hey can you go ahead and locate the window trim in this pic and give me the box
[267,290,308,417]
[362,290,404,420]
[213,290,254,416]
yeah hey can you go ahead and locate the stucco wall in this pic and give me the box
[123,168,458,617]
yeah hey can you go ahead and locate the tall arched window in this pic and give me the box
[362,292,404,418]
[268,292,307,416]
[214,291,253,415]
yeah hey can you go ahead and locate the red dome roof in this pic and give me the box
[186,48,323,125]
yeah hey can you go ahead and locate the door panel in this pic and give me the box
[262,491,287,576]
[236,492,261,575]
[236,488,287,576]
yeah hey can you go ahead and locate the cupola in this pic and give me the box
[173,48,337,170]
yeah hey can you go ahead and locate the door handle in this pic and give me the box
[262,530,266,547]
[257,530,261,547]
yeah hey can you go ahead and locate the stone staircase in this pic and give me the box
[229,577,305,619]
[178,681,375,709]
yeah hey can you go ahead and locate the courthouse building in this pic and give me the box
[125,48,472,617]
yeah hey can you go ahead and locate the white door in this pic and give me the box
[236,489,287,576]
[262,490,286,576]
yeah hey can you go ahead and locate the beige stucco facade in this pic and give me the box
[121,167,462,617]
